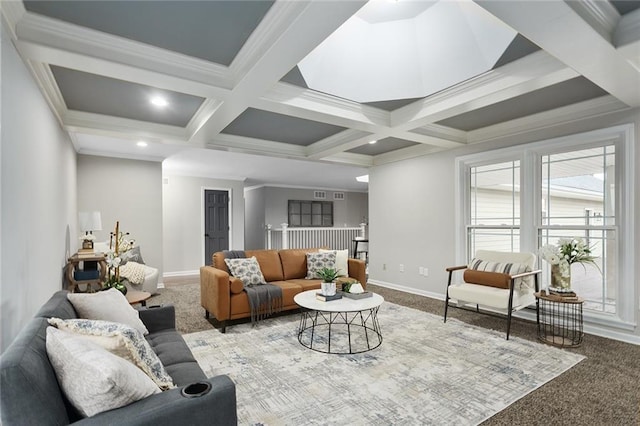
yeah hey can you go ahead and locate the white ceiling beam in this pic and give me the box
[64,110,189,142]
[207,133,308,159]
[16,40,229,100]
[189,0,367,143]
[476,0,640,107]
[391,51,579,130]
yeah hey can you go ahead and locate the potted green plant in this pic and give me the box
[318,267,340,296]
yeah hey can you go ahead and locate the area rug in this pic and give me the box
[183,302,584,425]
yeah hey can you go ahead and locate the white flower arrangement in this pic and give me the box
[539,238,598,278]
[79,233,96,241]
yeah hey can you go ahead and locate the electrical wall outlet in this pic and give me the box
[419,266,424,275]
[382,263,387,271]
[399,264,404,272]
[424,268,429,276]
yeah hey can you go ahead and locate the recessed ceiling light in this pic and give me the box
[150,96,168,107]
[356,175,369,183]
[369,140,377,144]
[136,141,148,147]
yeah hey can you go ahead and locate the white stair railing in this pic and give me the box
[266,223,367,251]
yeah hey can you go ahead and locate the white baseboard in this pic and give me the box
[163,270,199,278]
[368,279,640,346]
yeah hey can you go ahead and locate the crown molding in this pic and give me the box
[373,143,442,166]
[467,95,630,144]
[614,8,640,47]
[23,60,66,126]
[411,124,468,143]
[567,0,619,43]
[186,99,224,139]
[306,129,374,159]
[64,110,189,141]
[16,12,234,90]
[229,1,310,84]
[75,148,166,163]
[208,134,307,159]
[0,0,25,39]
[319,152,373,168]
[261,82,390,128]
[391,51,578,129]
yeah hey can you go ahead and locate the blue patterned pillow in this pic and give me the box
[305,251,337,279]
[224,256,266,286]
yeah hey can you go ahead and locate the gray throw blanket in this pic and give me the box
[222,250,283,325]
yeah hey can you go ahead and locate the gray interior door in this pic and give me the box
[204,190,229,265]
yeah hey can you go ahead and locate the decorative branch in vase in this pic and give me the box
[103,221,134,295]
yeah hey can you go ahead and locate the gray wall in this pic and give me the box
[1,24,78,352]
[162,174,245,273]
[77,155,163,279]
[244,186,266,250]
[264,186,368,229]
[368,108,640,342]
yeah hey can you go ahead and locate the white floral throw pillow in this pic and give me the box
[306,251,337,279]
[224,256,266,286]
[48,317,174,390]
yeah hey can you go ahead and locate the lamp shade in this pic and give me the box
[78,211,102,232]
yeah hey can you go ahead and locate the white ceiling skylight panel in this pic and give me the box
[298,0,517,103]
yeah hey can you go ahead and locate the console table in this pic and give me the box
[66,253,107,293]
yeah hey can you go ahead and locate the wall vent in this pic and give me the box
[313,190,326,199]
[333,192,345,200]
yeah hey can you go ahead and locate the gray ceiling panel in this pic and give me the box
[24,1,273,66]
[610,1,640,15]
[280,67,309,88]
[348,137,419,156]
[51,66,204,127]
[436,77,608,131]
[364,98,424,112]
[222,108,347,146]
[492,34,541,69]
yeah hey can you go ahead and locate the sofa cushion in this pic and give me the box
[212,251,229,272]
[225,257,267,286]
[279,248,320,280]
[67,288,149,335]
[45,327,160,418]
[35,290,78,319]
[246,249,284,282]
[48,318,174,390]
[145,330,206,387]
[306,251,337,279]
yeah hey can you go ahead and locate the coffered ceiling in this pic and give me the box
[2,1,639,190]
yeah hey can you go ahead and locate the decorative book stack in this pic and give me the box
[315,292,342,302]
[548,288,579,301]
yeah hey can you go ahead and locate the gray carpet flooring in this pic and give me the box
[151,277,640,425]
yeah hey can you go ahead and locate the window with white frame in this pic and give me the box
[457,125,635,326]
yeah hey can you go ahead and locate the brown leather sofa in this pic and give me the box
[200,248,367,332]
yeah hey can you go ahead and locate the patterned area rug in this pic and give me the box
[184,302,584,425]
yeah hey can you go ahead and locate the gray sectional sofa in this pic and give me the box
[0,291,237,425]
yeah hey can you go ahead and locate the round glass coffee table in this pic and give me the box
[294,290,384,354]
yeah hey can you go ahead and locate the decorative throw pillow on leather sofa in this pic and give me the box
[48,317,174,390]
[67,288,148,335]
[306,251,336,279]
[224,256,266,285]
[319,249,349,277]
[46,326,160,418]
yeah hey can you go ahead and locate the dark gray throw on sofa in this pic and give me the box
[222,250,283,324]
